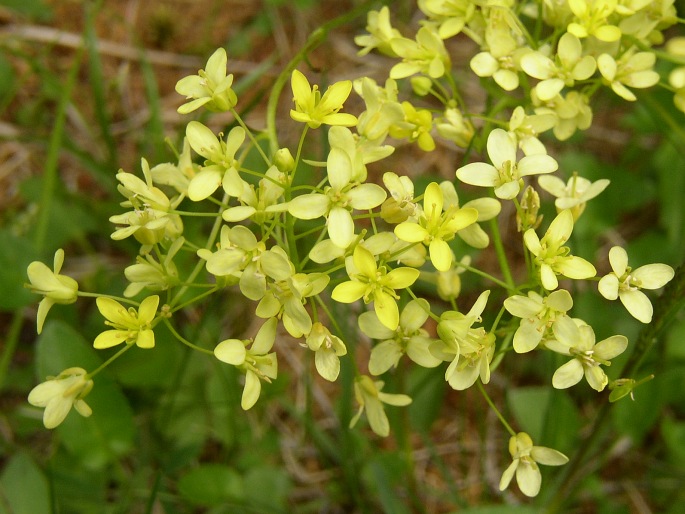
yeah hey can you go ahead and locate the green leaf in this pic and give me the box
[0,0,53,20]
[407,365,445,433]
[0,229,36,310]
[0,452,50,514]
[243,466,292,512]
[35,320,135,468]
[661,416,685,466]
[178,464,244,507]
[507,387,550,442]
[361,453,412,514]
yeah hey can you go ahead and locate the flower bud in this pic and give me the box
[410,76,433,96]
[516,186,542,231]
[273,148,295,173]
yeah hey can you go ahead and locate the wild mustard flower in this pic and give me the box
[94,295,159,349]
[394,182,478,271]
[538,172,610,220]
[110,159,183,246]
[439,181,501,249]
[331,245,420,331]
[469,21,528,92]
[504,289,574,353]
[197,225,266,298]
[499,432,568,497]
[257,247,330,338]
[290,70,357,129]
[185,122,245,201]
[436,106,474,148]
[456,129,558,200]
[214,317,278,410]
[306,323,348,381]
[287,143,387,249]
[508,106,557,156]
[124,237,183,297]
[520,32,596,101]
[534,90,593,141]
[433,291,494,390]
[389,101,436,151]
[390,26,451,79]
[418,0,475,39]
[354,77,404,143]
[567,0,622,42]
[175,47,238,114]
[598,246,675,323]
[26,249,78,334]
[150,138,198,196]
[28,367,93,429]
[380,171,418,224]
[524,209,596,290]
[359,298,441,375]
[546,316,628,391]
[597,49,660,101]
[350,375,412,437]
[355,6,402,57]
[222,165,286,224]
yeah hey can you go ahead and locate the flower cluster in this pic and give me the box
[24,0,681,501]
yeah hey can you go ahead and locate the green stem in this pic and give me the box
[0,310,24,391]
[78,291,139,305]
[87,344,134,379]
[489,216,516,291]
[163,318,214,355]
[478,381,515,437]
[34,44,85,252]
[231,107,270,165]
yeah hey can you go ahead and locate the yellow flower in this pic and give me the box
[390,26,450,79]
[499,432,568,497]
[306,323,347,381]
[289,70,357,129]
[94,295,159,349]
[394,182,478,271]
[350,375,412,437]
[214,317,278,410]
[598,246,674,323]
[456,129,558,200]
[175,48,237,113]
[26,249,78,334]
[331,245,419,330]
[28,367,93,429]
[546,317,628,391]
[597,49,660,102]
[524,209,596,290]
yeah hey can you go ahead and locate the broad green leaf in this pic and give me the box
[178,464,244,507]
[0,229,36,309]
[0,452,50,514]
[243,466,292,512]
